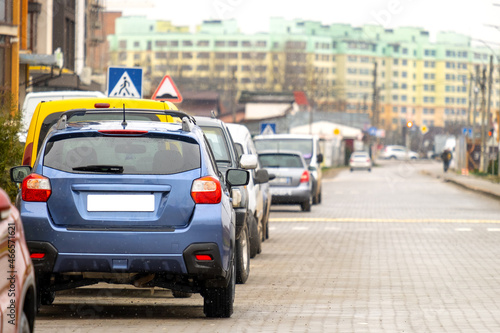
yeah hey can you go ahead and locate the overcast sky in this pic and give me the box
[106,0,500,47]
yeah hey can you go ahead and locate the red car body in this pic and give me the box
[0,188,36,333]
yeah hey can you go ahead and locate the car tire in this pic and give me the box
[172,290,193,298]
[203,261,235,318]
[350,168,353,172]
[301,198,311,212]
[236,224,250,284]
[265,218,270,240]
[368,168,372,172]
[19,310,31,333]
[248,214,262,258]
[39,287,55,306]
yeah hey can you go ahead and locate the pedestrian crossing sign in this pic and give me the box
[107,67,143,98]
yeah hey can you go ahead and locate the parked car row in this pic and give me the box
[6,94,326,323]
[10,97,252,319]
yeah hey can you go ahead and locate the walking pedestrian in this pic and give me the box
[441,149,452,172]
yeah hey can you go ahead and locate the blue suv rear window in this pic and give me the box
[43,134,201,174]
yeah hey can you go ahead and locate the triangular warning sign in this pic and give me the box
[109,71,141,98]
[151,75,183,102]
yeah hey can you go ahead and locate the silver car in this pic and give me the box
[380,145,419,160]
[349,151,372,172]
[258,150,312,212]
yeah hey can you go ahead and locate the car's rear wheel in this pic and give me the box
[301,198,311,212]
[203,261,235,318]
[236,224,250,284]
[248,214,262,258]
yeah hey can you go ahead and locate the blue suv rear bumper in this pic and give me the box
[23,204,234,281]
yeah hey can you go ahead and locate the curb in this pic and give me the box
[420,170,500,201]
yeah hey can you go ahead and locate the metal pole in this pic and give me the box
[486,55,494,173]
[480,67,487,173]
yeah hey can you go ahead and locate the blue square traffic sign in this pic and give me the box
[107,67,143,98]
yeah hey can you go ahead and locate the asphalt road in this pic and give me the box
[34,160,500,332]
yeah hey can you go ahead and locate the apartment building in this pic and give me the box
[108,17,499,135]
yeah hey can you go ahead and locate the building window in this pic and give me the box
[170,41,178,47]
[256,41,267,47]
[215,64,225,71]
[197,65,209,71]
[182,40,193,47]
[181,65,192,71]
[215,40,225,47]
[0,0,12,23]
[155,52,167,59]
[119,40,127,49]
[168,52,178,59]
[155,40,168,47]
[0,36,11,89]
[197,40,210,47]
[197,52,210,59]
[228,41,238,47]
[182,52,192,59]
[133,41,140,48]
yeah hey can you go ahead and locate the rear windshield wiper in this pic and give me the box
[72,165,124,173]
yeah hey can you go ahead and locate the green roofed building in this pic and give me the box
[108,16,500,138]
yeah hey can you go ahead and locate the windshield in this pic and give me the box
[254,139,313,161]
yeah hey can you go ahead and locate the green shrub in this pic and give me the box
[0,93,23,201]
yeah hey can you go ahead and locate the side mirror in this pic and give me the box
[254,169,269,184]
[317,153,324,164]
[267,172,276,181]
[226,169,249,187]
[10,166,32,183]
[240,154,258,170]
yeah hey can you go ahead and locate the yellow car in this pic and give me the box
[22,98,179,167]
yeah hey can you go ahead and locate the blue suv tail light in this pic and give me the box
[22,174,51,202]
[191,176,222,204]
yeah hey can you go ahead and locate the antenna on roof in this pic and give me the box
[121,104,127,127]
[210,110,216,119]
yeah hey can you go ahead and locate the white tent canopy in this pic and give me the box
[290,121,363,140]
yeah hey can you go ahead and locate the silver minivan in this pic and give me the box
[253,134,323,205]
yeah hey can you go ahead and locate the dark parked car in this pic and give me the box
[258,150,313,212]
[10,110,248,318]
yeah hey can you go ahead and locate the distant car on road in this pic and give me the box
[380,145,418,160]
[258,150,313,212]
[349,151,372,172]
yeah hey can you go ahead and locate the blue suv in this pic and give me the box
[10,109,249,318]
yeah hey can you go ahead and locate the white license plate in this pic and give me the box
[271,177,290,184]
[87,195,155,212]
